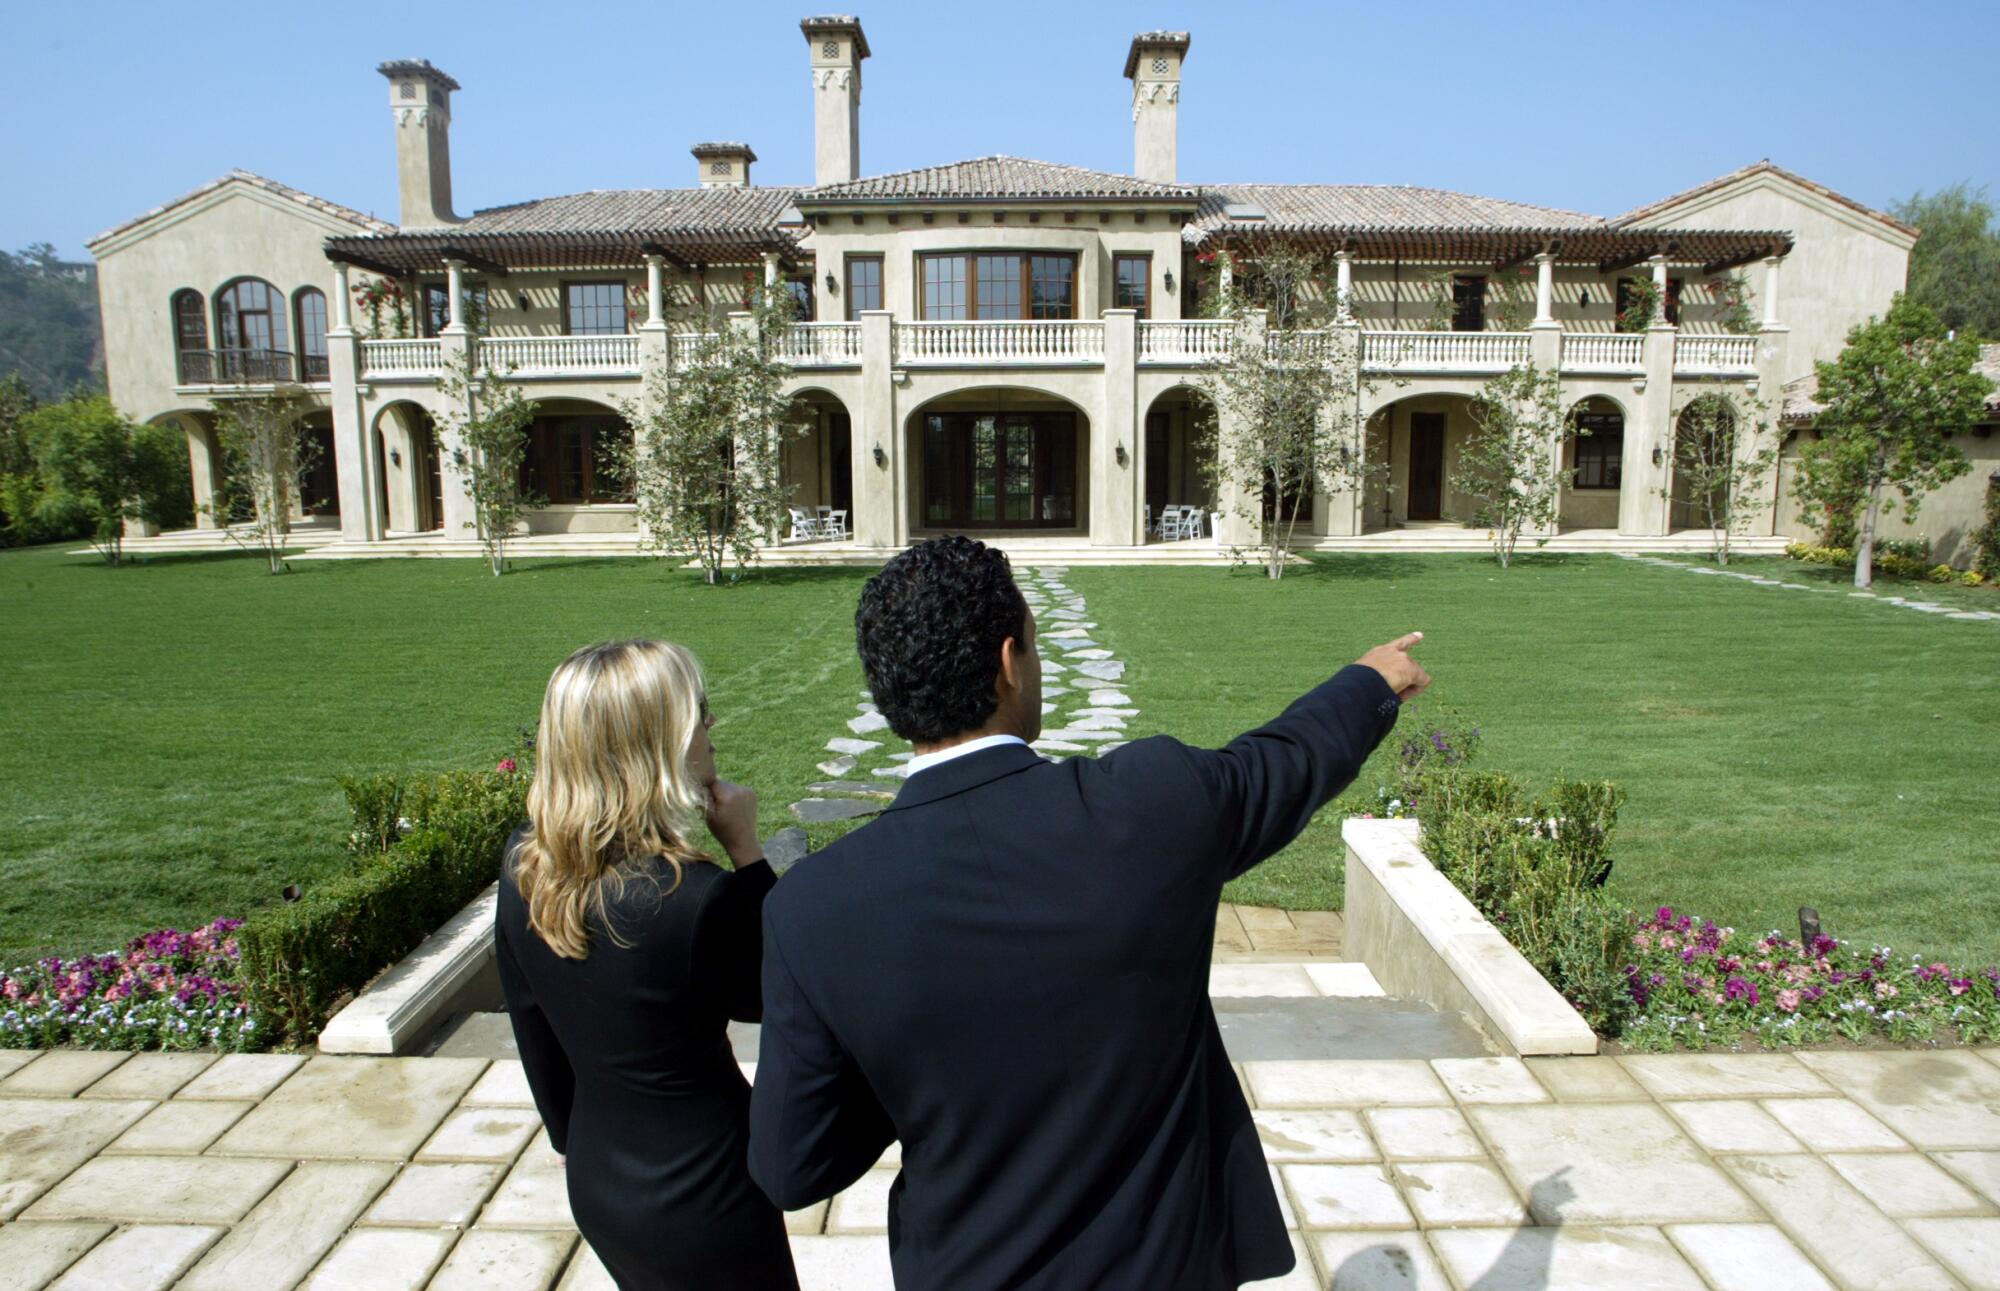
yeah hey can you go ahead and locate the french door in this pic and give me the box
[922,411,1077,529]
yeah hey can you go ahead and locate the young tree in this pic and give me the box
[1451,363,1570,568]
[613,293,805,585]
[23,395,184,565]
[1661,391,1778,566]
[1791,296,1993,588]
[210,391,317,574]
[1195,245,1384,580]
[435,351,538,576]
[1892,183,2000,339]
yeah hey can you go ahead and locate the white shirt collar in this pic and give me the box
[904,733,1031,777]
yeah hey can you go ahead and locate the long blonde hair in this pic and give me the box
[514,639,712,959]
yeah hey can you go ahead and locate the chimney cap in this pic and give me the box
[692,141,759,162]
[377,58,461,93]
[800,15,871,59]
[1123,31,1190,79]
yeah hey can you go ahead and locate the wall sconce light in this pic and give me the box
[872,443,887,467]
[1163,270,1176,294]
[825,272,838,294]
[515,292,530,312]
[1115,441,1128,467]
[389,448,402,467]
[1579,289,1591,309]
[1652,446,1663,467]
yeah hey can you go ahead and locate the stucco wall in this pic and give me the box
[1776,423,2000,565]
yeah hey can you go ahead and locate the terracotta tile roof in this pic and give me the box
[1614,160,1917,238]
[87,169,394,250]
[804,156,1198,203]
[1782,342,2000,421]
[451,185,803,236]
[1189,183,1607,237]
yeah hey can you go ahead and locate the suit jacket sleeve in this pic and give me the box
[1180,663,1402,881]
[494,916,576,1155]
[689,860,776,1023]
[748,914,897,1210]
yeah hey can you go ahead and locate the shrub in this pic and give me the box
[239,766,526,1041]
[1784,541,1987,586]
[1975,476,2000,579]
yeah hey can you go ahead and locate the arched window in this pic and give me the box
[294,288,329,381]
[172,289,210,383]
[214,278,289,381]
[1571,401,1625,490]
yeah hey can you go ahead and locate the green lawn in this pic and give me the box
[0,545,874,961]
[1072,554,2000,965]
[5,544,1997,967]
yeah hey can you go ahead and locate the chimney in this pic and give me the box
[801,16,869,187]
[378,59,462,227]
[1124,32,1189,184]
[692,142,756,188]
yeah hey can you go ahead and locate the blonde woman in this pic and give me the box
[497,640,798,1291]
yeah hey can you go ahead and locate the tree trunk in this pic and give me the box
[1854,479,1884,590]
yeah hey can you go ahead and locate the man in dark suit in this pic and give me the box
[749,536,1429,1290]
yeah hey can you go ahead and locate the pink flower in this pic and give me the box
[497,758,518,774]
[1660,934,1679,950]
[1776,989,1802,1013]
[1874,981,1900,1000]
[1632,931,1654,950]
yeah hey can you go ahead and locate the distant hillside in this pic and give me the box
[0,245,103,401]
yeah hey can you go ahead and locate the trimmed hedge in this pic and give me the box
[237,769,526,1043]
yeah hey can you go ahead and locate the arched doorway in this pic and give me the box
[298,410,339,518]
[1141,387,1218,540]
[906,389,1089,534]
[373,402,445,534]
[1672,396,1735,531]
[1370,394,1485,527]
[781,390,854,536]
[1560,396,1627,532]
[520,398,636,533]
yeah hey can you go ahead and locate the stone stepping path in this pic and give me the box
[785,568,1147,837]
[1622,553,2000,623]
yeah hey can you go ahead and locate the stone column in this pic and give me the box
[332,262,353,331]
[1745,260,1793,536]
[442,259,468,335]
[1650,253,1669,307]
[644,254,666,328]
[635,260,672,549]
[186,418,222,529]
[1761,254,1782,331]
[1621,315,1677,536]
[853,310,898,547]
[1335,251,1354,322]
[763,252,782,290]
[1318,322,1366,537]
[1528,255,1565,538]
[327,264,384,542]
[1097,309,1140,546]
[435,318,479,542]
[1214,309,1265,549]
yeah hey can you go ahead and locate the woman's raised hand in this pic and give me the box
[704,779,764,868]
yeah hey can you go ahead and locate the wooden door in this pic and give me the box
[1408,413,1445,521]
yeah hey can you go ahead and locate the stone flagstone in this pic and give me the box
[791,797,882,823]
[1467,1102,1761,1225]
[26,1154,293,1224]
[1429,1225,1708,1290]
[1251,1109,1376,1163]
[1306,1231,1451,1290]
[1718,1152,1958,1290]
[427,1230,577,1291]
[1904,1217,2000,1290]
[1393,1160,1528,1227]
[481,1136,573,1229]
[824,737,881,755]
[1365,1107,1487,1160]
[1664,1223,1835,1291]
[418,1106,544,1163]
[364,1162,507,1227]
[845,711,889,734]
[105,1099,254,1156]
[174,1052,305,1100]
[1524,1056,1647,1103]
[1279,1163,1413,1229]
[1072,659,1125,680]
[1661,1100,1804,1154]
[557,1243,619,1288]
[1795,1049,2000,1149]
[1934,1151,2000,1207]
[1246,1059,1452,1109]
[0,1223,112,1290]
[1822,1151,1992,1217]
[826,1168,897,1233]
[210,1056,487,1161]
[0,1050,131,1097]
[78,1051,214,1100]
[1618,1052,1831,1100]
[462,1059,533,1108]
[1761,1096,1906,1151]
[303,1228,455,1291]
[1430,1057,1549,1104]
[815,754,858,777]
[788,1234,897,1291]
[49,1223,223,1291]
[177,1161,399,1291]
[0,1098,155,1219]
[805,780,900,798]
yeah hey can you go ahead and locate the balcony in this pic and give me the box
[1138,320,1233,365]
[1561,333,1645,374]
[176,348,302,387]
[894,320,1105,366]
[1362,330,1532,373]
[481,334,640,378]
[1675,334,1759,376]
[772,322,862,367]
[359,339,444,380]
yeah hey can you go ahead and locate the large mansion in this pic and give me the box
[93,16,1989,559]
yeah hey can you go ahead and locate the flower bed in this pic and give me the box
[0,918,265,1051]
[1619,906,2000,1050]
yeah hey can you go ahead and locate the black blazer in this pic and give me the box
[748,665,1401,1291]
[497,836,799,1291]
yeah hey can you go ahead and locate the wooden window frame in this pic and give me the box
[844,254,884,320]
[214,277,288,354]
[1571,411,1625,490]
[1114,252,1152,318]
[1450,274,1486,333]
[294,288,329,382]
[915,251,1079,321]
[561,279,630,337]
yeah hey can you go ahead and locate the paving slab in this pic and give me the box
[804,780,900,798]
[101,1098,252,1156]
[48,1223,222,1291]
[1306,1231,1451,1290]
[418,1105,543,1163]
[303,1228,455,1291]
[365,1162,506,1226]
[1211,964,1318,998]
[1618,1053,1832,1099]
[1934,1151,2000,1207]
[1717,1153,1958,1290]
[825,1167,896,1233]
[1431,1057,1549,1104]
[1661,1099,1804,1154]
[1663,1222,1835,1291]
[1760,1096,1907,1151]
[787,1234,897,1291]
[1242,1232,1318,1289]
[480,1136,574,1229]
[789,797,883,823]
[1365,1107,1488,1160]
[1252,1109,1377,1163]
[1468,1102,1761,1225]
[0,1050,130,1097]
[427,1230,577,1291]
[1302,964,1383,998]
[178,1160,397,1291]
[814,755,858,777]
[1795,1049,2000,1149]
[26,1153,293,1224]
[174,1052,304,1100]
[0,1050,38,1079]
[765,827,810,874]
[1245,1060,1452,1108]
[1279,1163,1413,1229]
[0,1098,155,1219]
[1393,1160,1527,1227]
[844,712,889,734]
[786,1199,830,1236]
[461,1058,533,1107]
[0,1223,111,1290]
[823,737,881,756]
[1429,1225,1707,1290]
[1904,1217,2000,1290]
[210,1055,487,1160]
[1823,1151,1992,1217]
[77,1052,214,1100]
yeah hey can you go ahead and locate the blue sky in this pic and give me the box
[6,0,1996,258]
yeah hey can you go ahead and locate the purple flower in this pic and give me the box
[1724,976,1759,1005]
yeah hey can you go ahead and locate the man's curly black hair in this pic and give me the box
[855,536,1028,744]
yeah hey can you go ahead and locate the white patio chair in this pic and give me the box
[824,510,849,540]
[1144,504,1154,537]
[1160,505,1186,540]
[787,507,819,542]
[1183,509,1206,541]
